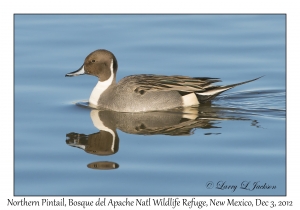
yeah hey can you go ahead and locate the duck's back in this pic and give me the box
[99,75,183,112]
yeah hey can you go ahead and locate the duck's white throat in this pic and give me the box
[89,59,114,106]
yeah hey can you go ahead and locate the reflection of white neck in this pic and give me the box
[89,59,114,106]
[90,110,115,152]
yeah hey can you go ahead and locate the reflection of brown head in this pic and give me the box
[87,161,119,170]
[85,131,119,155]
[66,130,119,156]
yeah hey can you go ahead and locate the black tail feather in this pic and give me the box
[196,76,263,103]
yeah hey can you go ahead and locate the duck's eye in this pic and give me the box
[91,60,95,63]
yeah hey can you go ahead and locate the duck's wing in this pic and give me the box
[132,74,222,93]
[131,74,262,102]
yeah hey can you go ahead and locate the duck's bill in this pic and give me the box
[65,65,85,77]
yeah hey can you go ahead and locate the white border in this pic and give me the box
[2,0,297,209]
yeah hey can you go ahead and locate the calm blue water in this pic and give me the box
[14,15,285,195]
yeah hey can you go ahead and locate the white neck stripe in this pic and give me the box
[89,59,114,105]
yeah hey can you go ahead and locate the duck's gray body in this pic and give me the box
[66,49,261,112]
[99,75,182,112]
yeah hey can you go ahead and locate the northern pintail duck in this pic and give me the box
[66,49,261,112]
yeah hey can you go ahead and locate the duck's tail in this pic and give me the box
[195,76,263,102]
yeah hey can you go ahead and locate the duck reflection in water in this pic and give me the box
[66,104,256,170]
